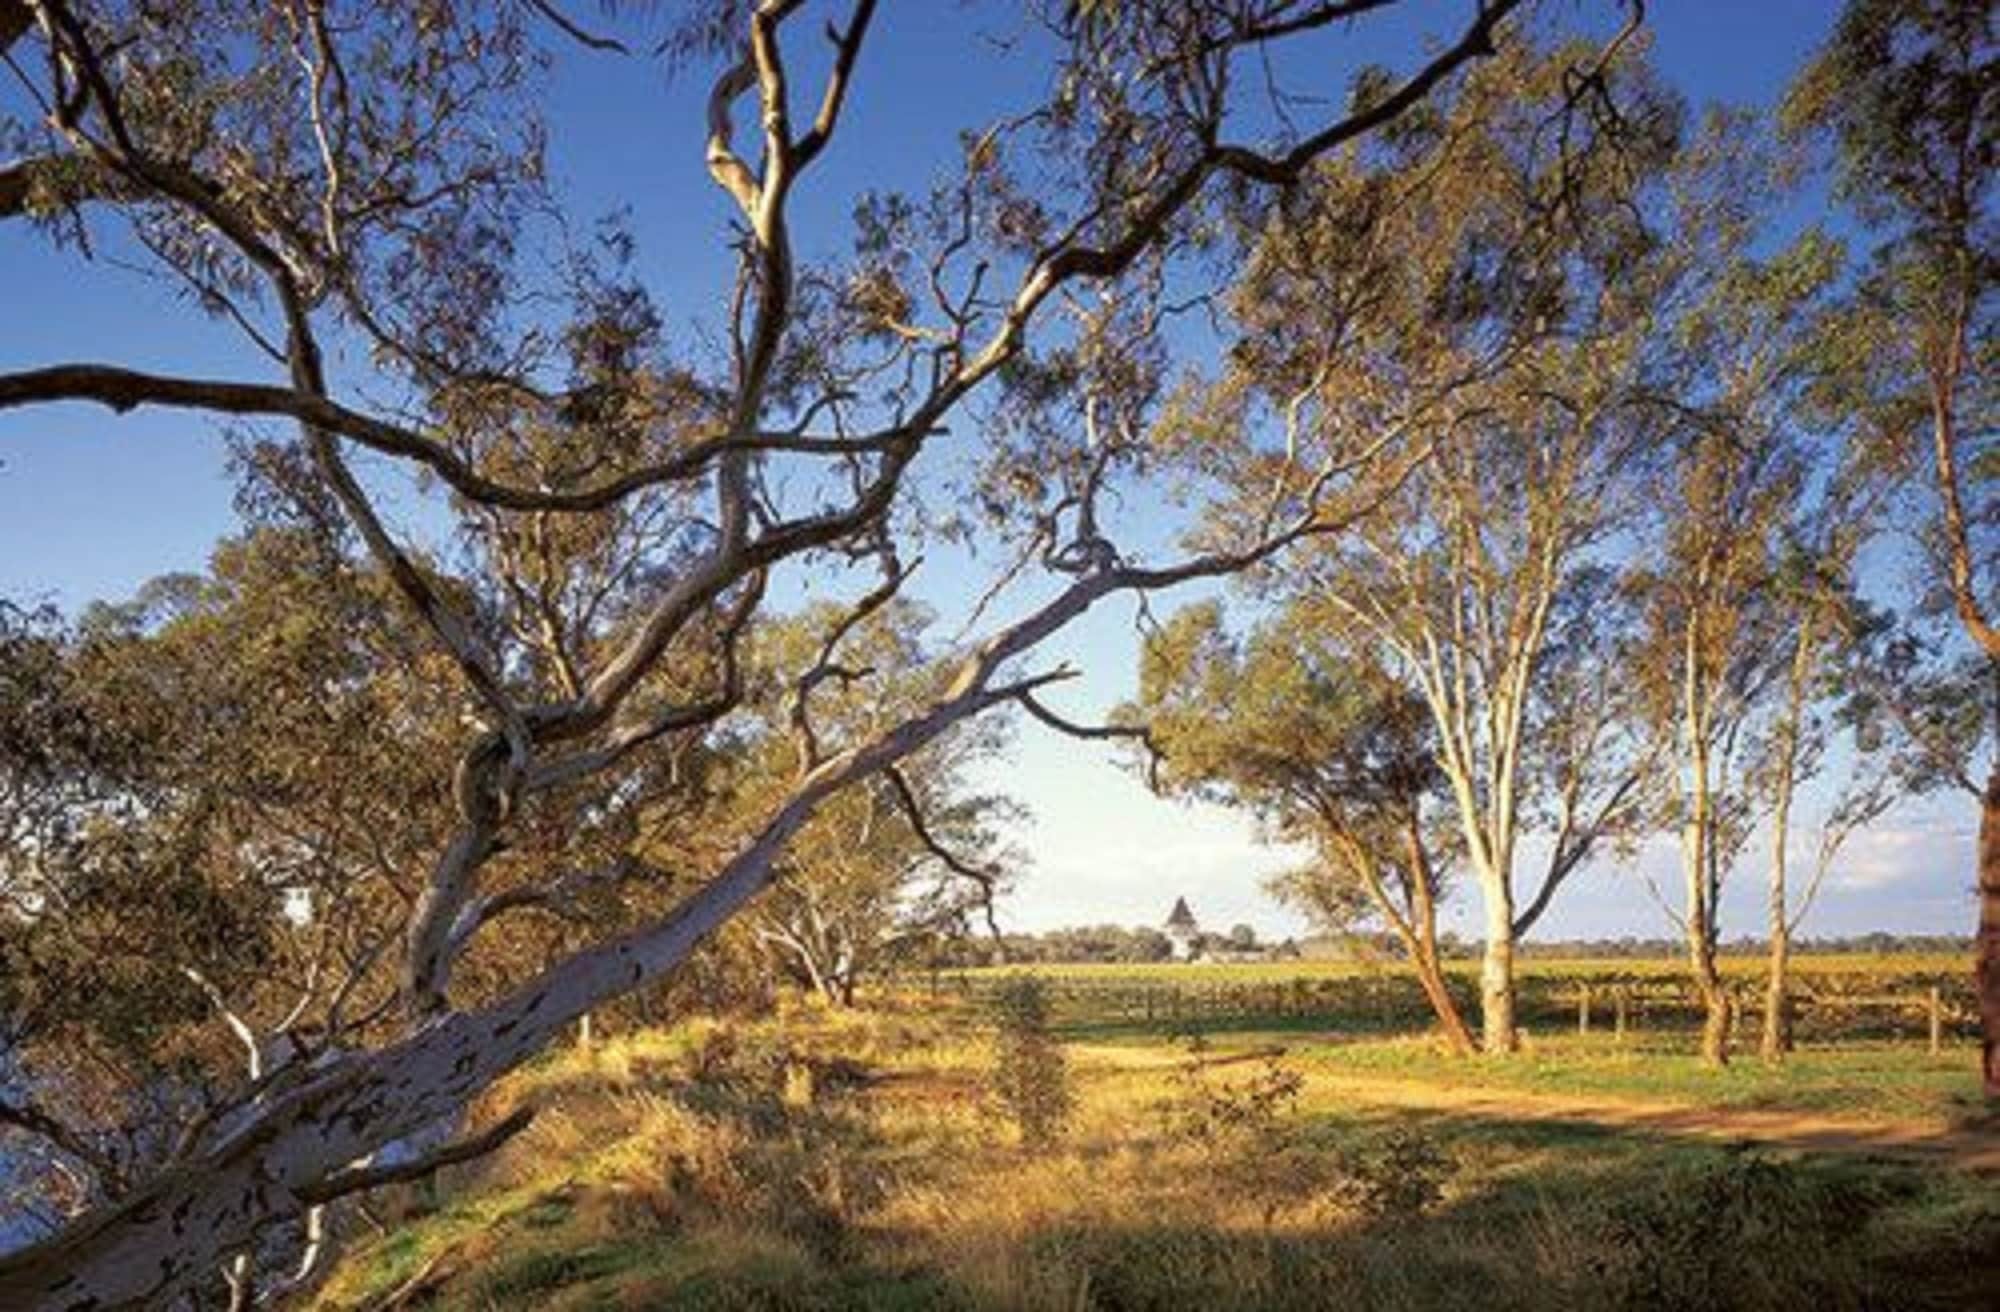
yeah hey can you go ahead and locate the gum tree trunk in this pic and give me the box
[1687,839,1733,1068]
[1924,292,1997,1098]
[1980,767,2000,1098]
[1759,822,1794,1061]
[1479,878,1518,1055]
[1408,853,1477,1057]
[1677,587,1731,1068]
[1761,612,1816,1062]
[1413,955,1477,1056]
[1340,833,1476,1057]
[1684,749,1730,1066]
[1761,914,1791,1061]
[1697,968,1734,1066]
[1401,831,1477,1056]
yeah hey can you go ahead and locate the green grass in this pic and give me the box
[1052,1015,1984,1124]
[1308,1032,1986,1122]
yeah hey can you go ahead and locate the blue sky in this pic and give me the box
[0,1,1974,944]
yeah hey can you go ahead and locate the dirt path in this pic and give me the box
[1076,1045,2000,1174]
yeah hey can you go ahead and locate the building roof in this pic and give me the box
[1165,896,1197,930]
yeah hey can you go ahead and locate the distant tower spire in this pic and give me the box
[1165,896,1199,960]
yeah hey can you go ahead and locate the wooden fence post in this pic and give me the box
[1614,988,1628,1044]
[1928,986,1942,1055]
[1578,985,1592,1037]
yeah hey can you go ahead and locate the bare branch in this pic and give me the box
[1209,0,1518,185]
[883,763,999,891]
[446,856,654,958]
[1015,688,1163,791]
[526,0,629,54]
[794,0,876,167]
[180,966,265,1081]
[788,546,916,770]
[527,568,766,783]
[0,364,910,514]
[296,1105,536,1205]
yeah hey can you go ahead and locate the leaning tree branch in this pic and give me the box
[794,0,876,167]
[0,426,1449,1308]
[1512,760,1650,939]
[295,1105,536,1206]
[1208,0,1519,185]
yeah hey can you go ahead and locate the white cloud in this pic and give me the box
[1826,824,1970,892]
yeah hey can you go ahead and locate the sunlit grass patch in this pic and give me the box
[1291,1031,1979,1123]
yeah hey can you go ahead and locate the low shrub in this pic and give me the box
[1325,1124,1454,1221]
[1162,1034,1304,1156]
[988,976,1073,1150]
[1595,1150,1895,1310]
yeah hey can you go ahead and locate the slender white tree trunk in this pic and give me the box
[1762,611,1815,1061]
[1684,755,1732,1066]
[1478,869,1518,1054]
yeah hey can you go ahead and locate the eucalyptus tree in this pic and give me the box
[1623,111,1867,1066]
[1623,142,1898,1064]
[1191,37,1677,1052]
[0,601,181,1228]
[0,0,1618,1301]
[1784,0,1998,1094]
[1132,602,1476,1054]
[1750,467,1893,1061]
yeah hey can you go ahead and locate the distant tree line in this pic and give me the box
[931,926,1972,967]
[933,922,1293,967]
[1513,934,1976,961]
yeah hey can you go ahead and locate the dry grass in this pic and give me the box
[310,996,2000,1312]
